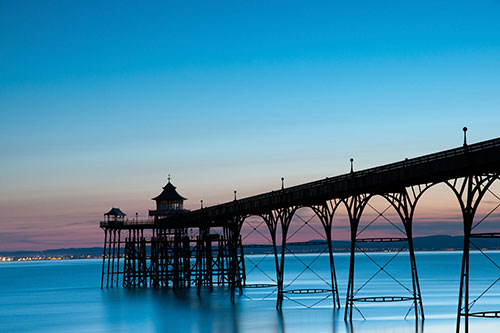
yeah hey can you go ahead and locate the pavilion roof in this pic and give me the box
[152,181,187,201]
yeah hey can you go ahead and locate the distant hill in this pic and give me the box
[1,235,499,259]
[0,247,103,259]
[243,235,500,254]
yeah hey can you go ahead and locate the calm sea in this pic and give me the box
[1,251,500,332]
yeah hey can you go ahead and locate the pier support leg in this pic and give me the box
[173,231,180,290]
[239,238,246,288]
[201,227,213,291]
[183,234,191,288]
[407,228,424,319]
[312,199,342,308]
[225,216,246,304]
[116,230,121,288]
[384,185,434,321]
[101,229,108,289]
[151,234,157,288]
[343,194,370,322]
[172,229,189,290]
[446,174,498,333]
[110,230,116,288]
[132,230,138,287]
[262,207,297,310]
[345,217,358,321]
[226,225,238,303]
[196,230,204,296]
[140,235,148,287]
[106,228,114,288]
[122,230,130,288]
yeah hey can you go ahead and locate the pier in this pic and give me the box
[100,133,500,333]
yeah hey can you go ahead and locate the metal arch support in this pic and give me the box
[258,212,281,308]
[224,215,247,303]
[343,193,372,322]
[383,183,435,321]
[384,183,436,224]
[447,173,500,333]
[239,214,277,296]
[260,206,298,310]
[310,199,343,308]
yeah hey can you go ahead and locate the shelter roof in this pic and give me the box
[104,207,126,216]
[152,181,187,201]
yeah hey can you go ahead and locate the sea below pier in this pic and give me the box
[1,251,499,332]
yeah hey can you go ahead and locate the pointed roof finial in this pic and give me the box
[281,177,285,190]
[200,200,203,209]
[168,174,171,182]
[463,127,468,146]
[234,190,237,201]
[350,158,354,173]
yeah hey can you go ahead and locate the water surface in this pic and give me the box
[1,252,500,332]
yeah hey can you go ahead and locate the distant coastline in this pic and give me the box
[1,235,499,262]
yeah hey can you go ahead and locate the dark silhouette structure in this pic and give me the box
[149,176,188,218]
[100,135,500,333]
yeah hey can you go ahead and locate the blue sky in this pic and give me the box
[1,0,500,250]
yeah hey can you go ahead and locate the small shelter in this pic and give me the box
[104,207,126,224]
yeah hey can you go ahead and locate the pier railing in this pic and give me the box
[176,137,500,222]
[100,219,155,228]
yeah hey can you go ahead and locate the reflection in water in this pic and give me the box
[345,321,355,333]
[277,311,285,333]
[345,319,425,333]
[417,319,424,333]
[115,287,427,333]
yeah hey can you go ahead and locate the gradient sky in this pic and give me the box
[1,0,500,251]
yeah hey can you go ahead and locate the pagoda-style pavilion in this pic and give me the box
[149,177,187,219]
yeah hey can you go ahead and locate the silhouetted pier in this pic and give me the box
[100,132,500,333]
